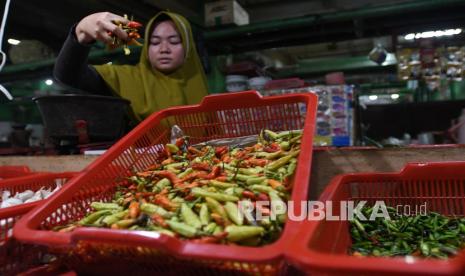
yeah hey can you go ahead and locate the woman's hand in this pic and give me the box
[75,12,129,45]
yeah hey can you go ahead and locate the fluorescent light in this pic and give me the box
[45,79,53,86]
[368,95,378,101]
[7,38,20,45]
[404,28,462,40]
[391,94,400,100]
[404,33,415,40]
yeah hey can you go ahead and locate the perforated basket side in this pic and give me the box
[0,173,76,276]
[287,161,465,276]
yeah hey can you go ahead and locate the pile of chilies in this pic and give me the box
[56,130,301,246]
[350,206,465,258]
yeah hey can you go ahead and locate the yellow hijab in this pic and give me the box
[93,11,208,121]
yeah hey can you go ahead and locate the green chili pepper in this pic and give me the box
[209,180,237,189]
[116,218,137,229]
[177,167,193,178]
[181,203,202,229]
[153,178,171,192]
[102,210,129,226]
[166,144,179,153]
[289,134,303,144]
[250,184,274,194]
[171,196,185,204]
[264,130,279,140]
[165,162,188,170]
[191,188,239,202]
[225,225,265,242]
[203,222,217,233]
[264,151,283,160]
[205,197,228,220]
[166,221,197,238]
[213,225,224,235]
[266,150,300,171]
[420,241,430,256]
[286,161,297,177]
[233,187,245,197]
[352,219,366,232]
[276,129,303,139]
[199,203,210,225]
[268,190,286,223]
[246,176,267,185]
[78,210,112,225]
[224,187,235,195]
[140,202,173,218]
[227,173,252,182]
[224,202,243,226]
[91,202,122,211]
[279,141,290,151]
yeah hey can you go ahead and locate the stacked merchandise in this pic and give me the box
[397,46,465,100]
[263,85,354,146]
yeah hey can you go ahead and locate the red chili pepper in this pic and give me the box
[128,201,140,219]
[163,147,172,158]
[153,194,177,211]
[188,146,203,155]
[128,32,141,39]
[204,166,220,179]
[191,162,210,171]
[215,176,228,182]
[152,170,181,186]
[181,171,208,182]
[191,232,228,244]
[245,158,268,167]
[242,190,256,200]
[257,193,269,202]
[151,213,168,228]
[179,181,200,191]
[175,137,185,148]
[267,179,283,190]
[235,150,247,159]
[215,146,228,157]
[135,192,157,199]
[127,21,143,29]
[145,163,161,171]
[210,213,225,226]
[184,194,196,201]
[264,142,280,153]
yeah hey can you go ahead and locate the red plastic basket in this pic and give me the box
[287,161,465,276]
[0,166,33,180]
[0,172,76,276]
[14,91,317,275]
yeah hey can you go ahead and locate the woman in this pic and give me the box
[54,11,208,122]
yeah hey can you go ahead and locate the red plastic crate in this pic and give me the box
[287,161,465,276]
[0,166,33,180]
[14,91,317,275]
[0,172,76,276]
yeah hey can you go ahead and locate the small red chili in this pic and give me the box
[127,21,143,29]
